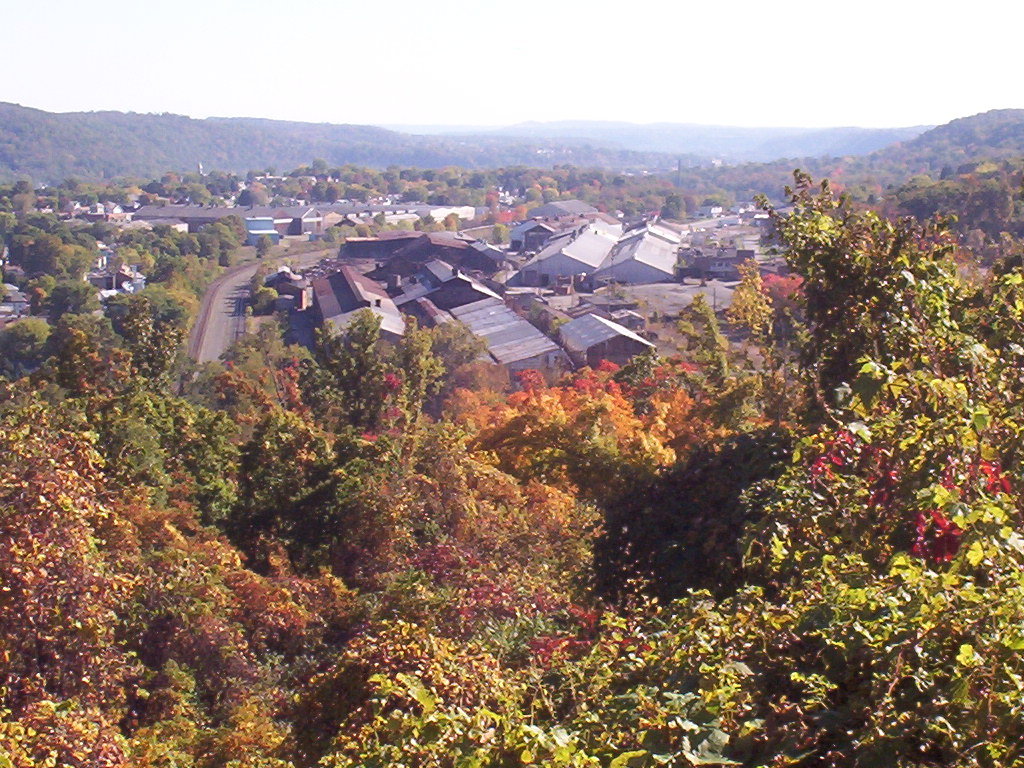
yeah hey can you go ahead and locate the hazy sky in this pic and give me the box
[2,0,1019,129]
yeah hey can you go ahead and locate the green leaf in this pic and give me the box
[966,541,986,567]
[610,750,649,768]
[956,644,981,668]
[971,406,990,433]
[397,673,436,714]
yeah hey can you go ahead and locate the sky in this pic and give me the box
[2,0,1020,130]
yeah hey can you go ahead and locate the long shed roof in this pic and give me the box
[449,297,562,366]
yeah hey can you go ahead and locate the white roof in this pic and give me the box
[559,313,654,354]
[594,229,678,278]
[523,227,617,272]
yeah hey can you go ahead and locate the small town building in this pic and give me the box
[558,313,655,368]
[449,297,568,374]
[245,218,283,246]
[393,260,501,311]
[311,266,405,340]
[591,226,679,285]
[265,266,309,309]
[511,227,618,287]
[134,205,323,236]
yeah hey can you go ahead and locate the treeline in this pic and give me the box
[0,208,246,380]
[0,102,677,182]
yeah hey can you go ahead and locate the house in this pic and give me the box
[511,227,618,287]
[526,200,599,219]
[82,202,129,223]
[311,266,405,340]
[86,264,146,294]
[448,297,568,374]
[0,284,29,317]
[591,225,680,286]
[695,205,724,218]
[558,313,655,368]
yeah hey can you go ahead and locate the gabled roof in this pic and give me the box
[559,313,654,354]
[522,227,617,273]
[394,259,502,308]
[594,228,678,278]
[312,266,404,337]
[449,297,562,366]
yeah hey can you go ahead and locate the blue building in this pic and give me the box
[245,217,282,247]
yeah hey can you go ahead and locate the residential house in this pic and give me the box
[87,264,146,294]
[558,313,655,368]
[82,202,129,223]
[0,284,29,318]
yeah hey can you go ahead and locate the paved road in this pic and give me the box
[188,250,332,364]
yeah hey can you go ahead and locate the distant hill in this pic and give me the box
[4,103,1024,189]
[0,103,679,182]
[393,120,931,161]
[861,109,1024,174]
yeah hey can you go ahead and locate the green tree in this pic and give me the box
[256,233,273,258]
[0,317,51,378]
[309,310,394,432]
[48,280,99,321]
[490,223,509,244]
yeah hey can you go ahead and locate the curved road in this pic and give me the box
[188,249,332,364]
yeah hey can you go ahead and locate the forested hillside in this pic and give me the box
[0,103,678,181]
[5,104,1024,204]
[4,173,1024,766]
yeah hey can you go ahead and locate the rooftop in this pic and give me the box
[559,313,654,354]
[449,297,562,366]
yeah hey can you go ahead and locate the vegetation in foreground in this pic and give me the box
[3,173,1024,766]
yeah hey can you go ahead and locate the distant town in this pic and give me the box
[2,178,781,377]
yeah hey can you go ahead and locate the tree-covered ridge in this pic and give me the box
[5,173,1024,766]
[5,103,1024,199]
[0,103,677,182]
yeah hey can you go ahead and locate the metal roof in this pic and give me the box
[449,297,562,366]
[527,200,599,218]
[313,267,405,337]
[594,229,677,278]
[559,313,654,354]
[135,204,321,222]
[522,227,617,272]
